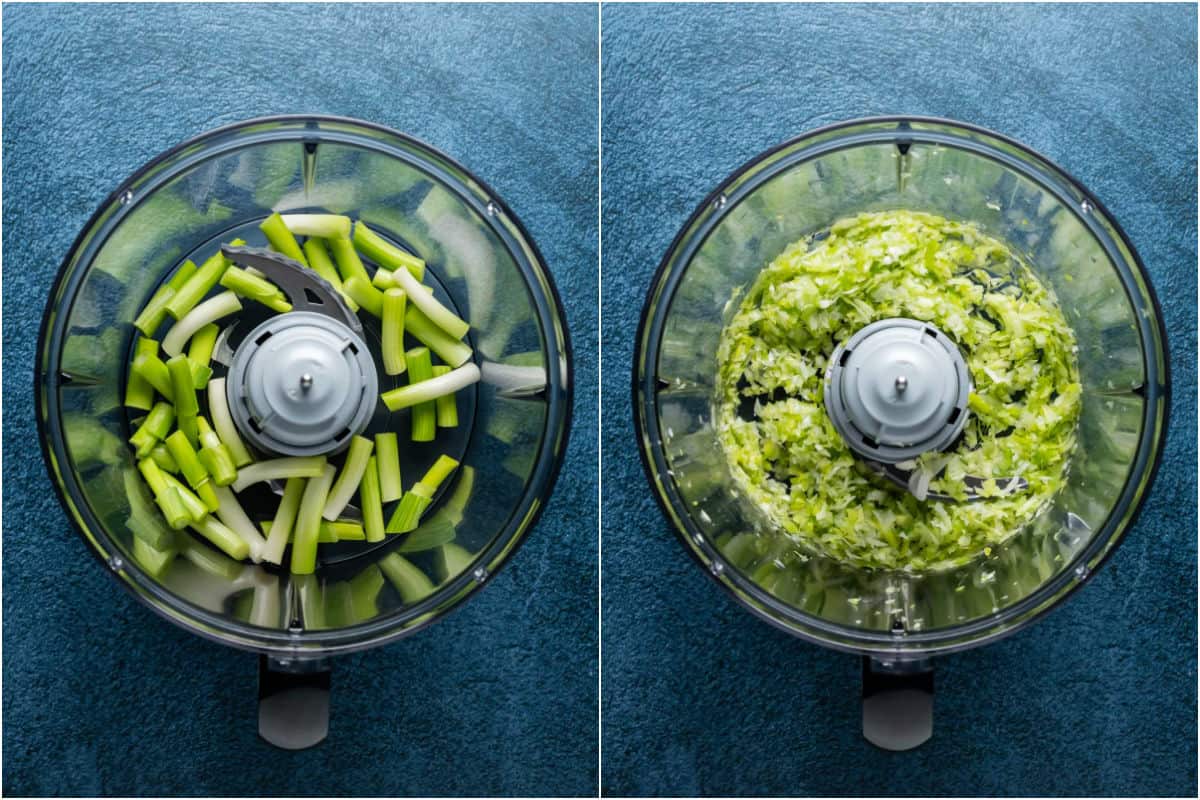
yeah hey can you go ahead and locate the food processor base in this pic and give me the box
[861,657,934,751]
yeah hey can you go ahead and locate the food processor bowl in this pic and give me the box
[634,117,1168,748]
[37,115,572,747]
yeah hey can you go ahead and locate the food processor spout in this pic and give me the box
[258,655,332,750]
[861,656,934,751]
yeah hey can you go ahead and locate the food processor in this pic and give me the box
[634,117,1168,750]
[36,115,572,748]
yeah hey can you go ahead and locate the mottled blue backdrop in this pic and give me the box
[3,4,597,796]
[601,4,1196,797]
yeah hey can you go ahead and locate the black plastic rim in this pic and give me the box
[36,114,574,657]
[633,115,1171,656]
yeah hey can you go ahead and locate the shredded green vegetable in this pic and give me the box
[715,210,1081,571]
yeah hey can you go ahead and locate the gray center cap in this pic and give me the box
[227,312,378,456]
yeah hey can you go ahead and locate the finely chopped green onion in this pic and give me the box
[715,210,1081,571]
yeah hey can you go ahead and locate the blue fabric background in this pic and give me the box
[601,4,1196,797]
[3,4,597,797]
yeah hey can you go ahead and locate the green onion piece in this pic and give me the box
[381,288,408,375]
[178,534,244,579]
[125,467,175,546]
[131,350,174,402]
[326,520,365,541]
[381,261,468,340]
[397,511,455,552]
[231,456,326,492]
[130,401,175,458]
[296,574,325,630]
[260,212,308,266]
[188,323,219,367]
[282,214,352,239]
[138,458,190,529]
[189,515,250,561]
[133,283,177,337]
[207,379,254,467]
[329,235,371,285]
[131,535,176,578]
[162,291,242,357]
[385,492,430,534]
[196,417,239,486]
[371,268,396,291]
[164,246,236,320]
[149,443,180,474]
[435,542,475,583]
[360,456,385,543]
[342,275,384,317]
[161,473,209,523]
[166,355,199,445]
[188,358,213,390]
[212,485,268,562]
[125,338,159,409]
[379,553,435,603]
[382,362,480,412]
[421,454,460,491]
[405,304,474,367]
[374,432,402,502]
[322,436,374,521]
[291,463,336,575]
[263,519,338,543]
[348,565,385,619]
[443,464,475,524]
[260,476,306,565]
[167,258,199,291]
[162,430,218,511]
[303,238,359,312]
[432,365,460,427]
[402,347,436,442]
[219,266,292,313]
[353,222,426,280]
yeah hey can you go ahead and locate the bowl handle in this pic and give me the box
[258,655,331,750]
[862,656,933,751]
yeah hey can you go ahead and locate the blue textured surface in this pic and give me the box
[601,4,1196,797]
[3,4,597,796]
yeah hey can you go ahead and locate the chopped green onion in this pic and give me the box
[322,436,374,521]
[360,456,385,542]
[166,355,199,445]
[164,246,236,320]
[403,347,436,442]
[432,365,459,427]
[326,520,366,541]
[374,432,402,502]
[188,358,213,390]
[162,291,242,357]
[178,534,244,579]
[219,266,292,313]
[435,542,475,583]
[381,362,480,412]
[125,338,159,409]
[379,553,435,603]
[405,304,474,367]
[290,463,336,575]
[342,275,384,317]
[189,515,250,561]
[259,212,308,265]
[231,456,326,492]
[168,258,199,291]
[282,213,352,239]
[378,260,468,340]
[134,269,186,335]
[197,417,240,486]
[132,349,174,402]
[207,378,254,467]
[329,235,371,286]
[260,476,306,565]
[188,323,219,367]
[161,472,209,523]
[149,443,180,474]
[130,401,174,458]
[137,458,190,529]
[262,519,337,543]
[381,288,407,375]
[164,431,219,511]
[131,535,176,578]
[353,222,426,280]
[212,485,268,562]
[303,237,358,312]
[386,454,459,533]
